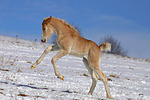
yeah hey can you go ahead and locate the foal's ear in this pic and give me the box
[47,16,52,23]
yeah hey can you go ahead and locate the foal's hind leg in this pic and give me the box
[31,45,60,69]
[93,67,112,99]
[83,57,98,95]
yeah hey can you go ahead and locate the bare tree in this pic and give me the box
[100,35,128,56]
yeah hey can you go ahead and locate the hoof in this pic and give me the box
[62,77,64,80]
[107,95,113,99]
[57,76,64,81]
[31,66,35,69]
[88,92,92,95]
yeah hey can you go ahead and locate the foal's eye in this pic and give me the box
[43,28,46,31]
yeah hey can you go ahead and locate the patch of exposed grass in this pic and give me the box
[0,54,18,67]
[109,74,119,78]
[18,93,29,97]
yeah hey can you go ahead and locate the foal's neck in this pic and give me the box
[51,18,71,35]
[50,18,79,37]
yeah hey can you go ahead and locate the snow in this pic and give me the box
[0,36,150,100]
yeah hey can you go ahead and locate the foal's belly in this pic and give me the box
[69,52,85,58]
[69,49,88,58]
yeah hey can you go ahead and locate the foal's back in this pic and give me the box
[69,35,100,58]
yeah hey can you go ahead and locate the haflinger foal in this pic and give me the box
[31,16,112,99]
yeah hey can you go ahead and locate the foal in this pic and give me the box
[31,16,112,99]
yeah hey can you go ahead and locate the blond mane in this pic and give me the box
[44,17,79,34]
[53,17,79,34]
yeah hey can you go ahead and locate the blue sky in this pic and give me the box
[0,0,150,59]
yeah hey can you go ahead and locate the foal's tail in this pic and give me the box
[99,42,111,52]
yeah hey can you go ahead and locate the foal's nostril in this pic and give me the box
[41,39,46,43]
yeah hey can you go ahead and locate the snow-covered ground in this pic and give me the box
[0,36,150,100]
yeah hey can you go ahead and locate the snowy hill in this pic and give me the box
[0,36,150,100]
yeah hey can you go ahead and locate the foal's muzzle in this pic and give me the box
[41,39,46,43]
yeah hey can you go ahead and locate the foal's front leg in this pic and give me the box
[51,49,69,80]
[31,45,59,69]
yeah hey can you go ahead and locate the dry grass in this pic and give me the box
[18,93,47,99]
[0,54,18,67]
[145,59,150,62]
[0,69,9,71]
[109,74,119,78]
[83,73,89,77]
[18,93,28,97]
[26,61,32,64]
[107,78,113,81]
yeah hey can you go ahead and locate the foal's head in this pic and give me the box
[41,16,54,43]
